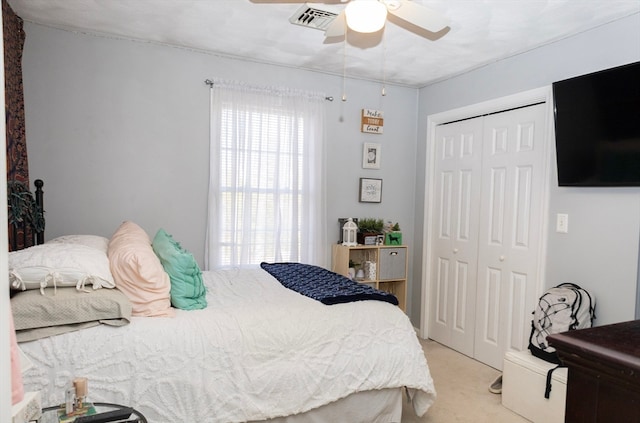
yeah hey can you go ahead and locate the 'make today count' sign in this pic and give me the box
[361,109,384,134]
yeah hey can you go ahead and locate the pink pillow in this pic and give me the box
[108,221,174,317]
[10,308,24,405]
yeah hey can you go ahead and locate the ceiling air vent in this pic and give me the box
[289,4,340,31]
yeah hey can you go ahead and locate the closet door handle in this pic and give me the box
[453,248,459,254]
[499,255,505,261]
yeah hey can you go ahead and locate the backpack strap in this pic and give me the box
[545,364,565,398]
[556,282,581,289]
[581,288,597,324]
[568,287,583,330]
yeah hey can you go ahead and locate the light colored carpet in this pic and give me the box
[401,339,530,423]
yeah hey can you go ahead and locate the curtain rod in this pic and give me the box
[204,79,333,101]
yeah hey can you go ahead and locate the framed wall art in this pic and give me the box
[362,142,381,169]
[359,178,382,203]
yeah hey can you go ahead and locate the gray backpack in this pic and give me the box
[528,283,596,397]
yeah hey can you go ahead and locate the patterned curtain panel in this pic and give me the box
[3,0,30,250]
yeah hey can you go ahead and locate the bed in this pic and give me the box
[9,188,436,423]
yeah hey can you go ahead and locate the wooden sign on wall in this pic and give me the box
[361,109,384,134]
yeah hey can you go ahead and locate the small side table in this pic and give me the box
[39,402,147,423]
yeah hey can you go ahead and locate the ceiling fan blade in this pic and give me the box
[250,0,346,3]
[324,10,346,37]
[386,0,450,33]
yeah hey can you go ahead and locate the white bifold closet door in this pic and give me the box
[428,103,547,370]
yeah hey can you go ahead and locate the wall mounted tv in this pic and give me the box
[553,61,640,187]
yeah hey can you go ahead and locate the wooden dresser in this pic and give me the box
[548,320,640,422]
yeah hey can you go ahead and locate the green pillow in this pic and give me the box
[152,229,207,310]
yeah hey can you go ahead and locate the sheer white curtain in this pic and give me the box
[205,79,327,269]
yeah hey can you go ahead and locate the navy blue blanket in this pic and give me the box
[260,262,398,306]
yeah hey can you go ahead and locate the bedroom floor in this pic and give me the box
[402,339,531,423]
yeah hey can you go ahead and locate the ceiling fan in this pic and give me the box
[291,0,450,37]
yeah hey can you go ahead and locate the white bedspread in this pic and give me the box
[20,268,436,422]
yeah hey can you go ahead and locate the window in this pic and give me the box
[206,80,327,269]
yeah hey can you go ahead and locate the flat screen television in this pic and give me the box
[553,61,640,186]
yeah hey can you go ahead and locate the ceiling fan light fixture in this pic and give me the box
[345,0,387,33]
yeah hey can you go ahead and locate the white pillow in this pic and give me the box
[9,243,116,293]
[46,234,110,253]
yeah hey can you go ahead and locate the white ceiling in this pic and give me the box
[7,0,640,87]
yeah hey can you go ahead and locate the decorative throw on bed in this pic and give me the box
[260,262,398,306]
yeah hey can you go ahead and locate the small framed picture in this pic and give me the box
[359,178,382,203]
[362,143,381,169]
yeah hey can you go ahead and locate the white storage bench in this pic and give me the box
[502,350,567,423]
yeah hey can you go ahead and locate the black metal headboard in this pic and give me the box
[8,179,45,251]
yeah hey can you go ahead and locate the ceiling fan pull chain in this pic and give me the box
[381,28,387,97]
[342,21,348,102]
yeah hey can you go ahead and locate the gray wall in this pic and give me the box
[414,13,640,327]
[21,23,422,315]
[20,14,640,327]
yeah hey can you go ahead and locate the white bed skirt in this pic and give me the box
[258,388,403,423]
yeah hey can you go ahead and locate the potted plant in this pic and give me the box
[357,218,384,245]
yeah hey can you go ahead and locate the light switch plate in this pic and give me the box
[556,213,569,233]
